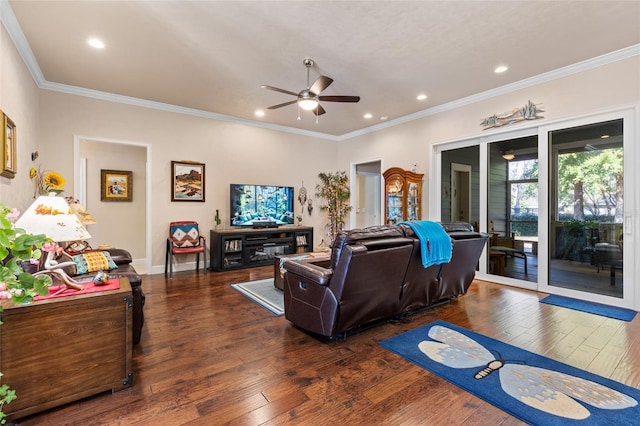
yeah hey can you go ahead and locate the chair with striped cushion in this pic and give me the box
[165,221,207,277]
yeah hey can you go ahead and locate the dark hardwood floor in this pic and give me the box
[16,266,640,425]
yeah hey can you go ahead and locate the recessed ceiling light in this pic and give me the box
[255,110,265,117]
[416,94,427,101]
[380,116,388,121]
[364,113,373,119]
[87,38,105,49]
[494,65,508,73]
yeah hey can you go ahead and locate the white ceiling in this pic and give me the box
[5,1,640,138]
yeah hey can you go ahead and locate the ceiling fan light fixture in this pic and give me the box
[502,151,515,161]
[298,98,319,111]
[87,37,105,49]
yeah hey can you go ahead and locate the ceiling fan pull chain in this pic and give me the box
[297,104,301,121]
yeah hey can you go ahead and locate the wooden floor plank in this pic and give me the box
[14,269,640,425]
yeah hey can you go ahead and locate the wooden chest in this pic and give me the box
[0,278,132,420]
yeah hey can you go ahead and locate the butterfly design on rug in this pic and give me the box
[418,325,637,420]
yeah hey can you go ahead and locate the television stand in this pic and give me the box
[210,226,314,271]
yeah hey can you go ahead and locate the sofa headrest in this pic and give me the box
[440,222,474,233]
[331,225,405,269]
[449,231,489,240]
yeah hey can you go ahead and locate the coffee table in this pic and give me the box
[273,251,331,290]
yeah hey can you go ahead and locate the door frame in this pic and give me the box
[537,108,636,309]
[433,105,638,310]
[350,159,383,228]
[450,162,472,223]
[73,135,152,274]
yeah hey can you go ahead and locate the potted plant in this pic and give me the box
[0,203,53,423]
[214,209,222,229]
[315,171,352,244]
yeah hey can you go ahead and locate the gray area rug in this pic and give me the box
[230,278,284,316]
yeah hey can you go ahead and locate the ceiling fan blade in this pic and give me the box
[313,104,326,116]
[261,85,298,97]
[309,76,333,95]
[267,100,297,109]
[318,95,360,103]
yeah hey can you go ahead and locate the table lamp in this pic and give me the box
[15,193,92,291]
[65,197,96,252]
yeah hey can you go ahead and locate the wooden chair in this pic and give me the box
[165,221,207,278]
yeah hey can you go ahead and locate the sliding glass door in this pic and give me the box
[486,136,538,282]
[436,108,634,308]
[547,119,624,297]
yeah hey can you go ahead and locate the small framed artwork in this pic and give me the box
[171,160,205,202]
[101,169,133,202]
[1,111,17,179]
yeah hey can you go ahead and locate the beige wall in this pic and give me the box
[338,56,640,218]
[2,16,639,278]
[0,24,40,209]
[36,91,338,270]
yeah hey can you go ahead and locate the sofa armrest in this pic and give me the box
[284,261,333,286]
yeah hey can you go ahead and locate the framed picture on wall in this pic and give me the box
[1,111,17,179]
[171,160,205,202]
[101,169,133,202]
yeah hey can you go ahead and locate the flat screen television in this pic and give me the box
[230,184,294,227]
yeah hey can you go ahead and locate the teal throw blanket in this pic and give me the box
[399,221,452,268]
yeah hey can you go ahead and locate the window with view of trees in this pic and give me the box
[556,147,623,222]
[509,159,538,237]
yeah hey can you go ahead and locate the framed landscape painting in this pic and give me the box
[101,169,133,202]
[1,111,16,179]
[171,161,205,202]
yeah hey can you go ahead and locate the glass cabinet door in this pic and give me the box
[407,181,420,220]
[385,175,404,224]
[383,167,423,224]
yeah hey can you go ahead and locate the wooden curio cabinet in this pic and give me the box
[383,167,424,224]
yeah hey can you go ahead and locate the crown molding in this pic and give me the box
[38,80,338,141]
[339,44,640,141]
[0,0,45,85]
[2,0,638,142]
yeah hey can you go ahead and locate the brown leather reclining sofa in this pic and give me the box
[282,222,488,339]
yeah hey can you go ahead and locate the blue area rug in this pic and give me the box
[380,320,640,425]
[540,295,637,321]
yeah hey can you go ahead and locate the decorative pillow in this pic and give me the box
[72,251,119,275]
[170,224,201,248]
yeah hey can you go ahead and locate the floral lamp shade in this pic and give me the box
[15,194,91,242]
[68,201,97,225]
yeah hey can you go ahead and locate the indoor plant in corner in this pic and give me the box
[0,203,53,423]
[316,171,352,244]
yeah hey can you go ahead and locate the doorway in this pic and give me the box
[546,119,624,298]
[435,109,635,309]
[451,163,471,223]
[353,161,382,229]
[74,136,151,273]
[440,146,480,229]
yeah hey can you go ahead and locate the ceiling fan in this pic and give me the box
[261,58,360,117]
